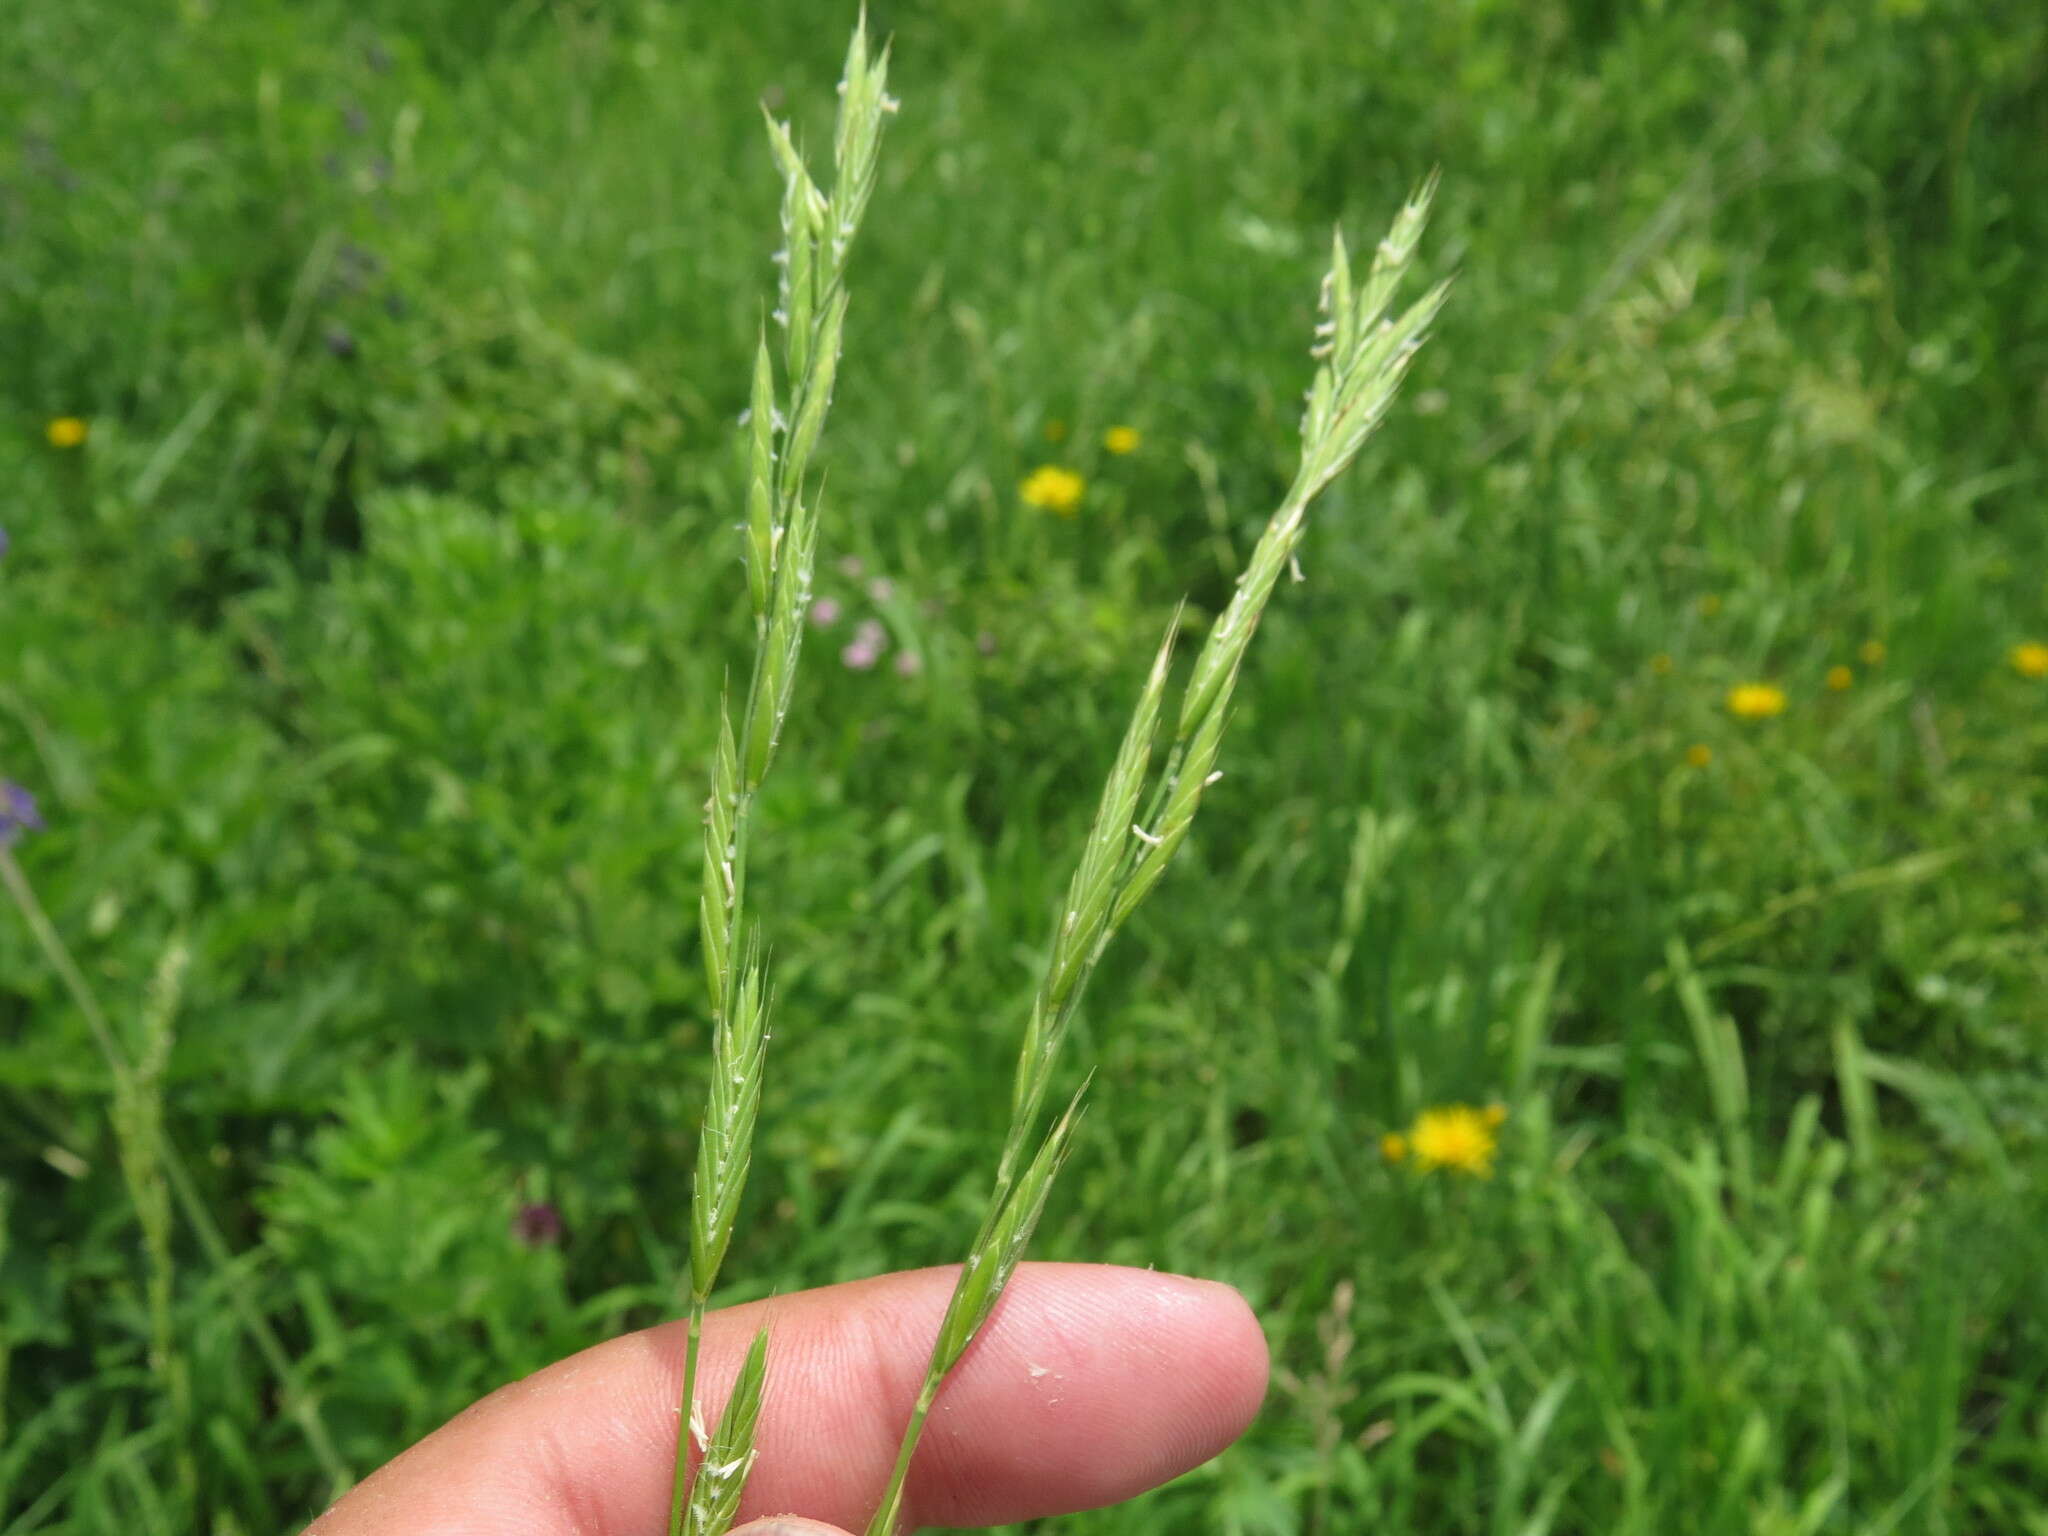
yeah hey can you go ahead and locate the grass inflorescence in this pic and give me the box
[861,183,1448,1535]
[670,18,892,1536]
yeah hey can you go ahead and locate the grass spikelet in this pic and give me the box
[860,185,1443,1535]
[112,939,188,1393]
[690,944,767,1303]
[1011,619,1177,1161]
[681,1328,771,1536]
[666,16,892,1536]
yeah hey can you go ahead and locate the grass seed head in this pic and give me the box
[680,1327,770,1536]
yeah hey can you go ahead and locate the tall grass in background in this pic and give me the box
[2,0,2046,1530]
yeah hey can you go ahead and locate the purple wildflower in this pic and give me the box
[0,526,9,559]
[0,782,43,846]
[512,1201,563,1249]
[836,554,865,579]
[842,618,889,671]
[893,650,923,678]
[866,576,895,603]
[809,596,843,629]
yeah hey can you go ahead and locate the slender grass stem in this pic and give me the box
[668,1310,705,1535]
[0,847,123,1077]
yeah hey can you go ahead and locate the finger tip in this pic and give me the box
[906,1264,1269,1525]
[1182,1275,1272,1432]
[1115,1270,1271,1475]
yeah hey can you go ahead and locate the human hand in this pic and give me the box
[306,1261,1268,1535]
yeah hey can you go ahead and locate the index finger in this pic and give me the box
[308,1261,1269,1534]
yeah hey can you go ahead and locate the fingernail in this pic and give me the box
[729,1519,852,1536]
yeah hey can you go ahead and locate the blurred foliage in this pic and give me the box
[1,0,2045,1529]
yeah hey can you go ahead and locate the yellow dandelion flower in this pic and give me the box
[1481,1103,1509,1128]
[1685,743,1713,768]
[46,416,88,449]
[1697,594,1723,618]
[2012,642,2048,679]
[1103,424,1141,455]
[1409,1104,1499,1178]
[1020,464,1085,517]
[1826,665,1854,692]
[1043,419,1068,443]
[1859,639,1886,666]
[1726,682,1787,719]
[1379,1132,1408,1164]
[1650,652,1674,676]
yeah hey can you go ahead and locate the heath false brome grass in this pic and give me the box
[672,18,1440,1535]
[860,176,1447,1536]
[666,16,893,1536]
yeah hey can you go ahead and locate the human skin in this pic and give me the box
[306,1262,1270,1536]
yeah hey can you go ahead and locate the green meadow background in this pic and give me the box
[4,0,2047,1530]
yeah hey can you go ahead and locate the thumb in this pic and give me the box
[732,1522,853,1536]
